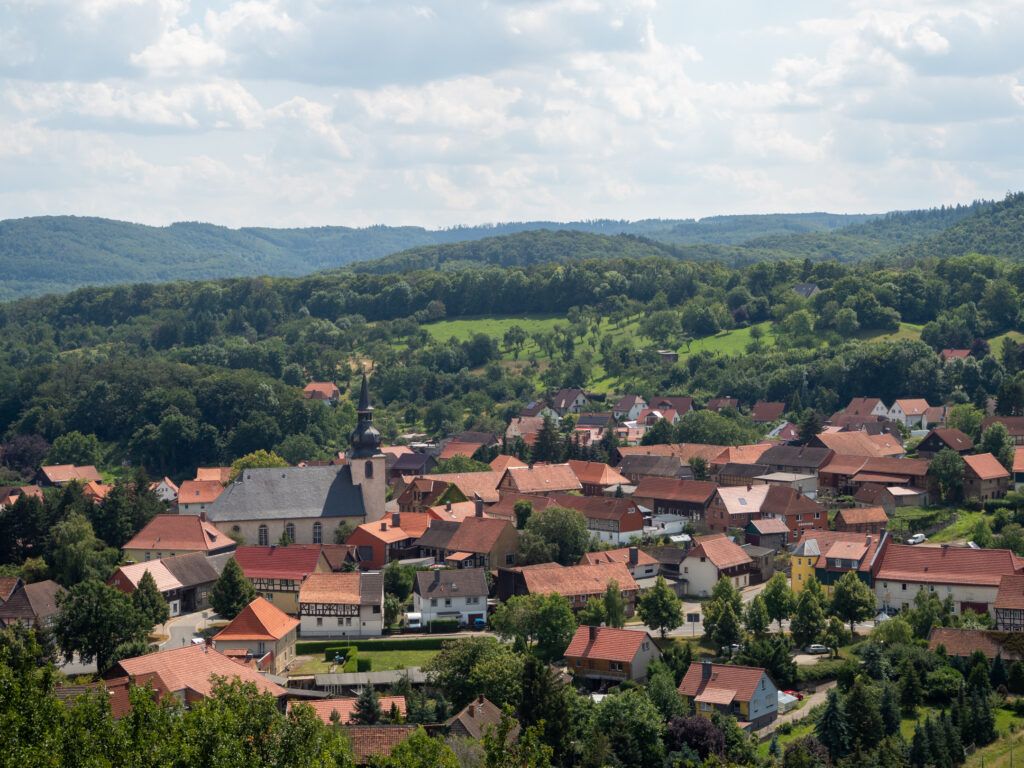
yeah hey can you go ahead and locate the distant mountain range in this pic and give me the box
[0,196,1014,299]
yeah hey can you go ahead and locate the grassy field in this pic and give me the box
[756,721,815,758]
[678,322,776,359]
[929,510,986,543]
[290,648,438,676]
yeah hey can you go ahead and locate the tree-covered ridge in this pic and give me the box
[898,192,1024,262]
[0,197,1002,299]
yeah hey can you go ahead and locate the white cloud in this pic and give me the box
[0,0,1022,226]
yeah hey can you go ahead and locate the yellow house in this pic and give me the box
[122,514,236,563]
[677,661,779,730]
[789,531,885,597]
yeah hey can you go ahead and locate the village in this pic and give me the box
[4,365,1024,766]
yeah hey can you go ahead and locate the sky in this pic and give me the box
[1,0,1023,228]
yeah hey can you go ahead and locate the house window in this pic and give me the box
[258,525,269,546]
[505,553,515,565]
[445,598,452,607]
[316,618,323,627]
[467,597,478,605]
[285,523,296,543]
[313,522,322,544]
[901,584,907,591]
[814,512,820,520]
[337,618,344,626]
[431,599,438,607]
[372,605,381,614]
[365,460,374,479]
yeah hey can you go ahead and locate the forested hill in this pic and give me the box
[0,199,1004,299]
[896,192,1024,262]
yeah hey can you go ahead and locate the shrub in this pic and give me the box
[323,645,359,671]
[357,657,371,672]
[297,638,446,654]
[428,619,460,633]
[796,659,857,685]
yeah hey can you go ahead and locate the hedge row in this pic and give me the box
[296,637,447,655]
[322,645,358,672]
[428,619,459,633]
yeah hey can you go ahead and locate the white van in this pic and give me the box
[907,533,927,545]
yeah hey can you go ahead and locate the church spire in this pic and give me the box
[349,372,380,458]
[357,372,373,415]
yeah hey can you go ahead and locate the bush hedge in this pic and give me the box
[357,658,372,672]
[297,637,447,655]
[322,646,358,672]
[795,659,856,685]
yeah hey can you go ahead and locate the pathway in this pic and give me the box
[759,681,836,740]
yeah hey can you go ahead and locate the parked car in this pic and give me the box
[907,533,927,545]
[804,644,829,655]
[783,689,804,701]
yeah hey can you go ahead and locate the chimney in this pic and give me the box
[446,501,452,512]
[199,511,207,522]
[866,535,872,547]
[629,547,639,566]
[478,694,484,704]
[474,494,484,518]
[380,522,388,531]
[392,512,401,528]
[468,704,475,718]
[701,659,712,681]
[589,625,599,641]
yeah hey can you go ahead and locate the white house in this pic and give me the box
[297,572,384,638]
[681,534,753,597]
[612,395,647,422]
[412,568,489,627]
[888,399,931,429]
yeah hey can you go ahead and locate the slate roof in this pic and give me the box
[618,454,685,478]
[685,534,752,570]
[123,515,234,554]
[209,465,367,521]
[719,462,770,479]
[564,625,655,663]
[162,552,222,587]
[0,579,63,624]
[214,597,299,641]
[414,568,488,598]
[391,453,434,473]
[964,452,1010,481]
[415,520,461,550]
[759,445,833,470]
[108,645,286,699]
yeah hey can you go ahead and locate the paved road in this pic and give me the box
[160,608,219,649]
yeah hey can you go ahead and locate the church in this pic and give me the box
[185,374,387,547]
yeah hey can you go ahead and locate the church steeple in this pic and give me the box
[349,372,381,458]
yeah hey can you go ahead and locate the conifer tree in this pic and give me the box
[815,688,850,761]
[845,679,883,751]
[910,721,931,768]
[942,710,963,766]
[132,569,170,628]
[880,683,901,736]
[603,580,625,628]
[351,686,382,725]
[990,654,1008,689]
[900,659,923,713]
[210,558,256,620]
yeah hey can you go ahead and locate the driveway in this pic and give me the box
[760,681,836,739]
[160,608,219,649]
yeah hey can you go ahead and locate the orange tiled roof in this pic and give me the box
[446,517,513,554]
[517,562,638,598]
[344,726,417,763]
[233,545,325,580]
[427,500,480,522]
[1015,447,1024,474]
[299,573,362,605]
[303,382,340,399]
[214,597,299,641]
[290,696,407,724]
[678,663,769,703]
[490,454,527,473]
[195,467,232,484]
[964,452,1010,481]
[751,402,786,423]
[877,543,1022,586]
[835,506,888,526]
[928,627,1020,660]
[995,573,1024,611]
[123,514,232,553]
[685,534,752,570]
[581,547,658,567]
[564,625,654,663]
[714,443,773,466]
[747,517,790,535]
[427,471,503,503]
[40,464,102,484]
[178,480,226,505]
[893,399,930,416]
[815,431,895,458]
[109,645,285,699]
[502,464,583,494]
[567,460,628,487]
[439,440,486,461]
[635,477,717,504]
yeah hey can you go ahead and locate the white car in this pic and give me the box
[804,644,829,655]
[907,533,927,545]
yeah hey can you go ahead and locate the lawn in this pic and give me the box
[930,510,986,543]
[859,322,924,343]
[678,322,776,359]
[290,649,439,676]
[902,706,1021,743]
[756,721,815,759]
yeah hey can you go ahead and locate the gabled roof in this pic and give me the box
[108,645,285,699]
[617,454,685,478]
[214,597,299,641]
[835,506,889,526]
[546,494,645,529]
[177,480,227,505]
[446,517,514,554]
[791,530,884,572]
[813,431,896,458]
[414,568,488,598]
[414,520,461,550]
[354,513,431,544]
[568,460,628,487]
[921,428,973,452]
[552,388,586,409]
[0,577,21,603]
[427,471,503,503]
[501,464,583,494]
[446,696,512,741]
[685,534,752,570]
[876,543,1022,586]
[614,395,646,412]
[714,444,773,466]
[941,349,970,360]
[928,628,1021,660]
[123,514,233,554]
[303,382,340,399]
[634,477,716,504]
[678,663,771,703]
[719,462,770,479]
[576,412,613,429]
[234,545,327,580]
[705,398,738,412]
[892,399,930,416]
[209,465,367,521]
[746,517,790,536]
[713,484,771,516]
[982,416,1024,438]
[427,500,480,522]
[344,726,418,764]
[162,552,222,587]
[439,440,486,461]
[195,467,232,484]
[110,560,182,593]
[564,625,656,663]
[842,398,885,418]
[751,401,786,423]
[299,573,362,605]
[650,396,694,414]
[290,697,407,725]
[581,547,658,568]
[995,573,1024,611]
[490,454,527,473]
[759,445,833,469]
[761,485,824,518]
[963,452,1010,481]
[391,453,434,473]
[515,562,638,598]
[0,579,63,623]
[39,464,102,484]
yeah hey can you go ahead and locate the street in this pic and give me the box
[159,608,220,649]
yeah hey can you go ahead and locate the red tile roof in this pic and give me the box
[298,573,362,605]
[923,428,973,452]
[567,460,628,487]
[0,577,21,603]
[928,628,1020,660]
[303,382,340,400]
[835,506,889,526]
[995,573,1024,611]
[814,431,897,458]
[581,547,658,567]
[761,485,824,518]
[1015,447,1024,474]
[501,464,583,494]
[39,464,102,484]
[564,625,655,663]
[290,697,407,724]
[195,467,232,484]
[842,398,885,418]
[446,517,514,554]
[177,480,227,505]
[793,530,883,573]
[233,545,326,580]
[123,514,233,553]
[941,349,970,360]
[490,455,527,473]
[214,597,299,641]
[876,543,1022,587]
[439,440,486,461]
[747,517,790,535]
[634,477,716,504]
[751,401,786,423]
[343,725,417,763]
[685,534,752,570]
[714,444,773,466]
[108,645,285,700]
[516,562,638,598]
[964,452,1010,481]
[426,471,503,503]
[678,663,769,703]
